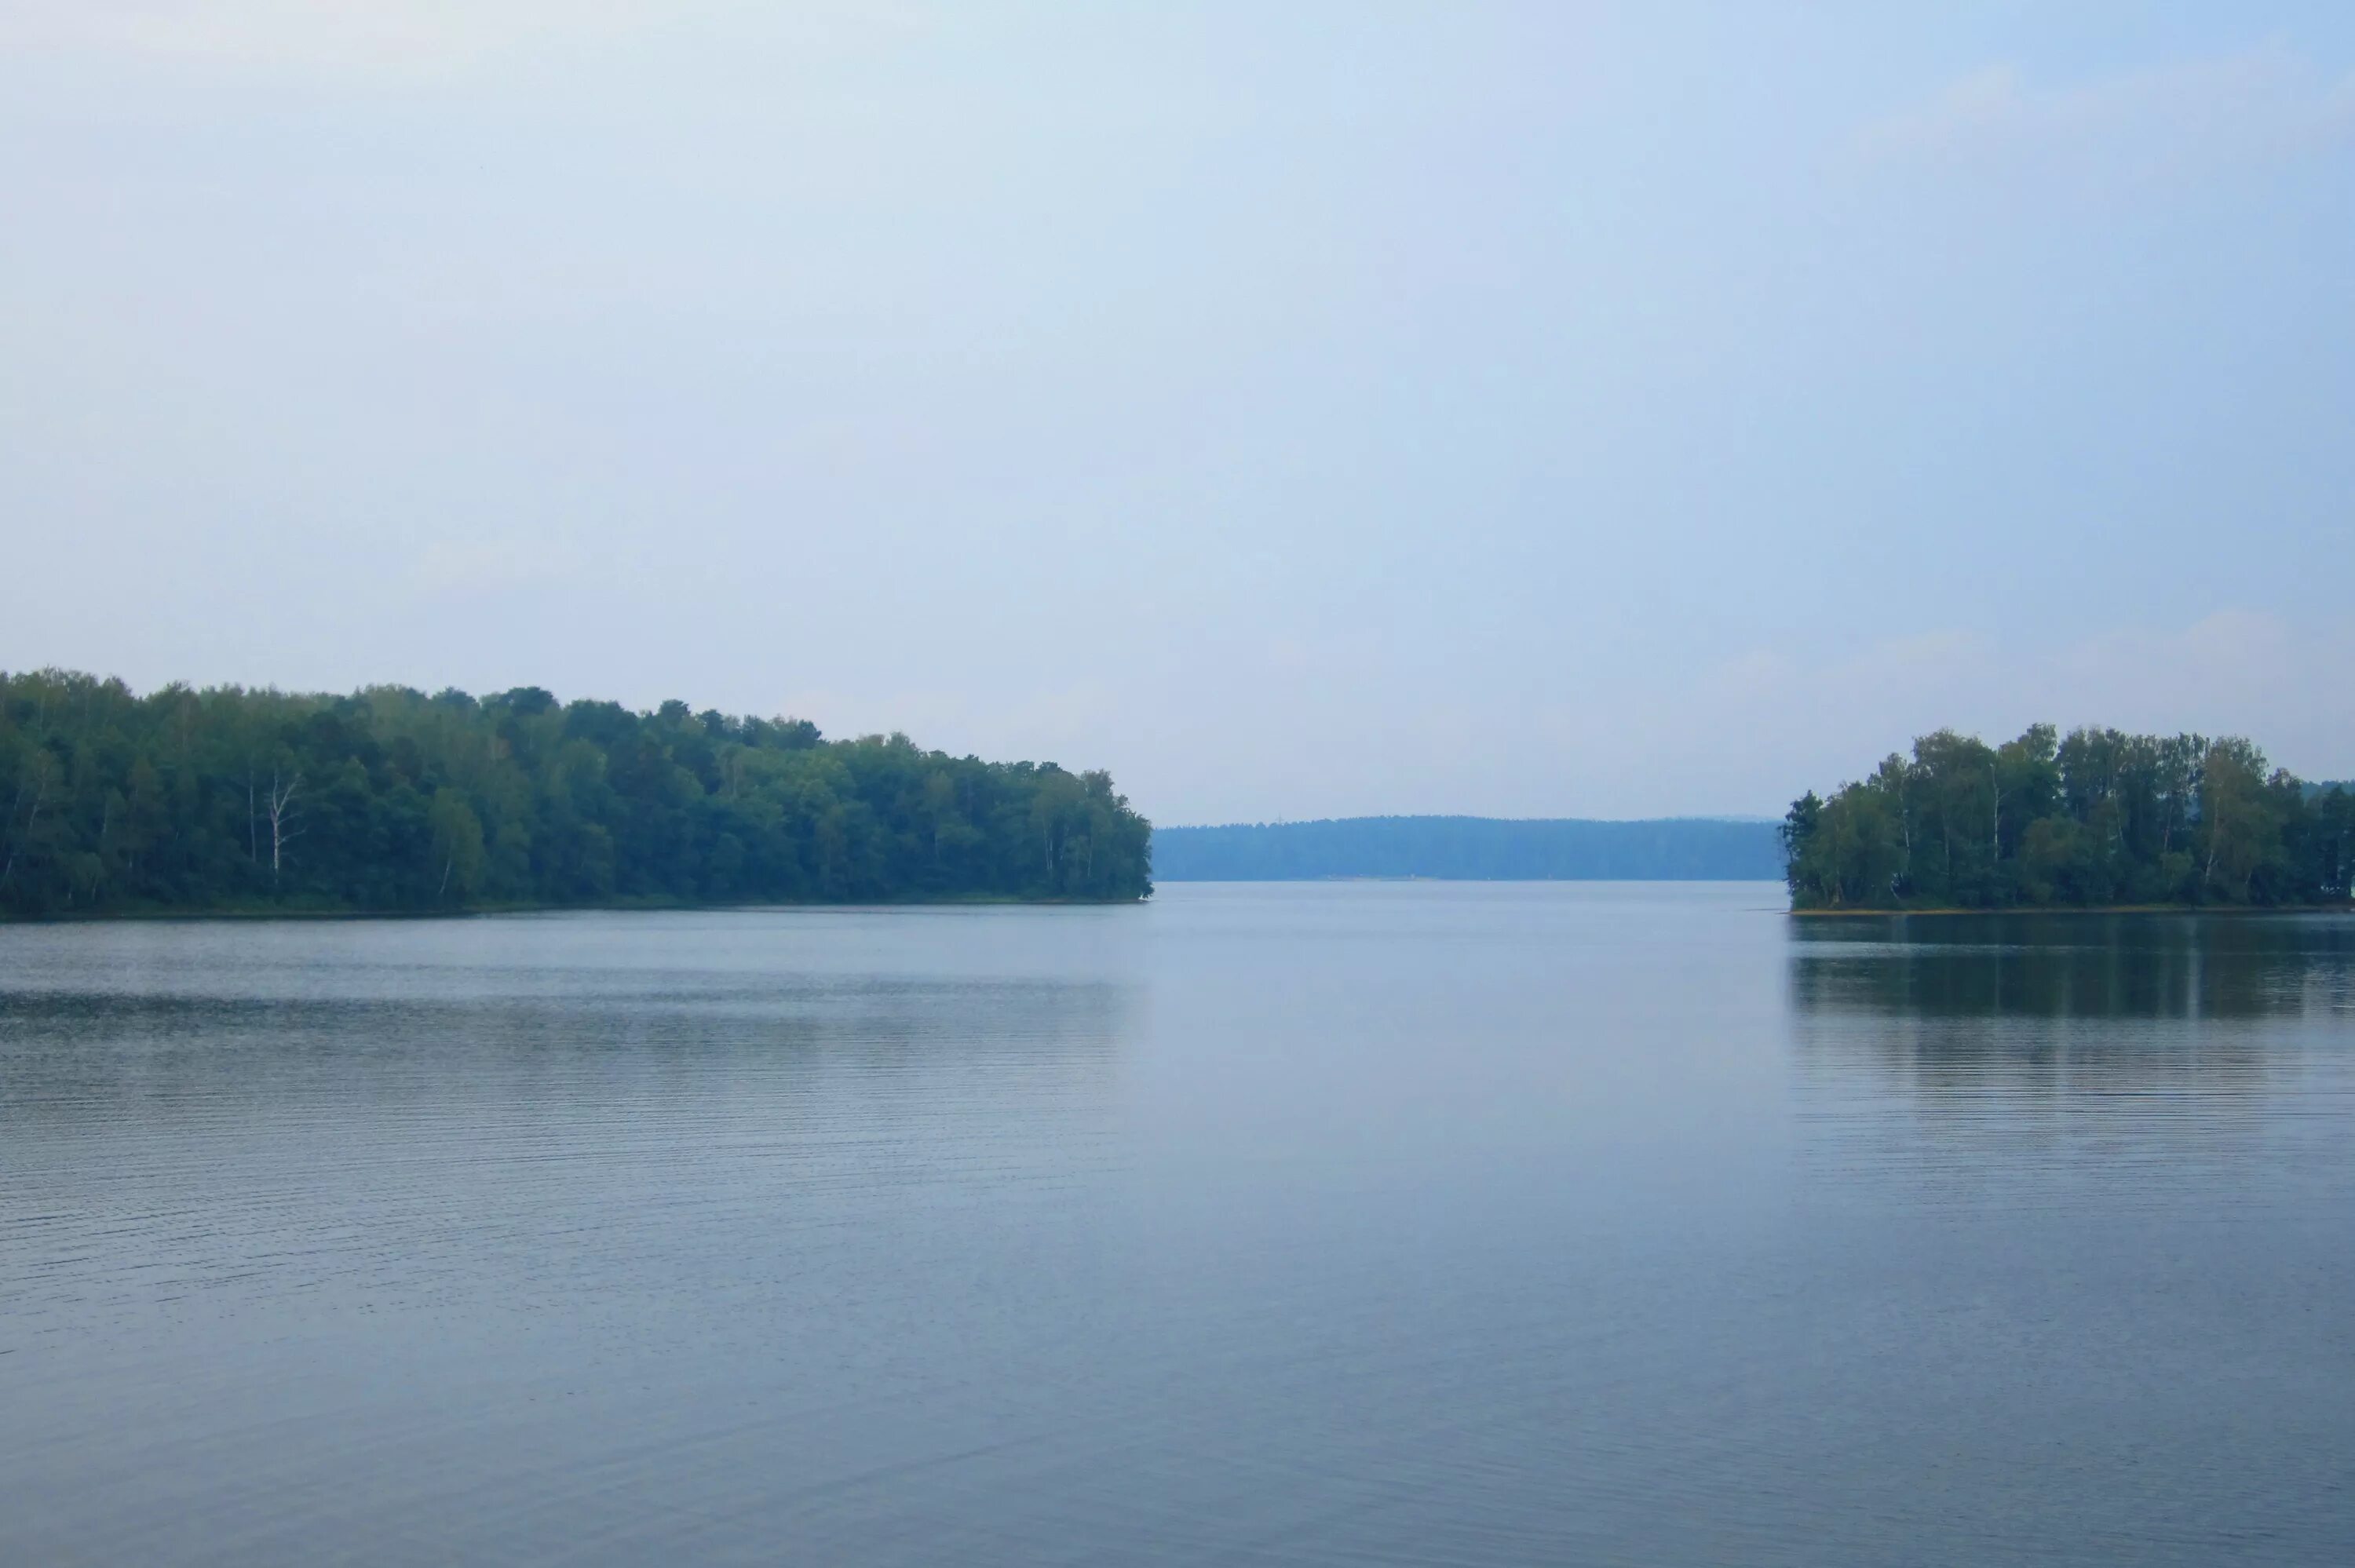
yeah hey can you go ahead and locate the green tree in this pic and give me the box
[428,788,487,903]
[2196,739,2280,904]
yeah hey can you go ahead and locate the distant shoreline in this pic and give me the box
[1153,816,1784,882]
[1159,874,1783,883]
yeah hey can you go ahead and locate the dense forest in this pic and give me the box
[1154,815,1782,881]
[0,669,1152,917]
[1782,725,2354,910]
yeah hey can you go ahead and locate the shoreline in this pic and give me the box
[1789,903,2351,918]
[0,893,1152,925]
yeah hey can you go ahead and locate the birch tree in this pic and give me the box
[264,766,302,881]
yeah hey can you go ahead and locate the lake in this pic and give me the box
[3,884,2352,1565]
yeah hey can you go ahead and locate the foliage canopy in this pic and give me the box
[1782,725,2354,910]
[0,669,1151,917]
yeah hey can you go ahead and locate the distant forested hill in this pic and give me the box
[1152,815,1784,881]
[0,669,1151,917]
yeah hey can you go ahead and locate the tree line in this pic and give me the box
[1154,815,1783,881]
[0,669,1152,917]
[1781,725,2355,910]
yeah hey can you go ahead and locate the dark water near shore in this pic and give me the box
[3,884,2352,1566]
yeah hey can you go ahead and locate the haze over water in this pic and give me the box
[4,884,2352,1565]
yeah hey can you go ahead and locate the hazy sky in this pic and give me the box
[4,3,2350,823]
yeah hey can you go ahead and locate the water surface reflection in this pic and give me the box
[1787,910,2355,1212]
[4,892,2351,1567]
[1789,910,2355,1019]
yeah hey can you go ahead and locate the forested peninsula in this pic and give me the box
[1782,725,2354,911]
[0,669,1152,917]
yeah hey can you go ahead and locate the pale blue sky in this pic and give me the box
[3,3,2350,821]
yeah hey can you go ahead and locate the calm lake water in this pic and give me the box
[3,884,2352,1566]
